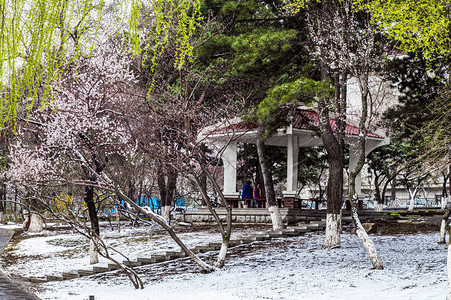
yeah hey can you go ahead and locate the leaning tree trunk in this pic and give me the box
[114,187,214,273]
[349,156,384,269]
[348,78,383,270]
[193,150,233,268]
[350,184,384,269]
[256,123,283,231]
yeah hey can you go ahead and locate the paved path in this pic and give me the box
[0,228,38,300]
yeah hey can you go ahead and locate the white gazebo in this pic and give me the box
[198,109,389,208]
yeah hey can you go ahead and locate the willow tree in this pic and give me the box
[0,0,202,126]
[366,0,451,60]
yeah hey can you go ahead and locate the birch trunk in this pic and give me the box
[352,207,383,269]
[323,212,341,248]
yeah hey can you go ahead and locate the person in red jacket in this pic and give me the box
[254,183,264,208]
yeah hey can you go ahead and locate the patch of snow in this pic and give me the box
[10,231,446,300]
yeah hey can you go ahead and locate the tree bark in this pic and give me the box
[440,208,451,244]
[116,205,121,233]
[442,167,450,210]
[157,162,178,223]
[352,206,383,269]
[89,236,99,265]
[348,76,384,270]
[199,144,208,206]
[85,184,99,264]
[256,123,283,230]
[157,162,178,224]
[318,72,345,248]
[391,177,397,207]
[193,150,233,268]
[407,186,417,211]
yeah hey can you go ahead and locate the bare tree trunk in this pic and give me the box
[440,208,451,244]
[319,89,345,247]
[85,184,99,264]
[442,168,449,210]
[194,151,233,268]
[348,77,383,270]
[0,186,5,224]
[116,204,121,233]
[352,205,383,269]
[391,177,397,207]
[407,187,418,211]
[448,242,451,300]
[317,52,346,248]
[199,144,208,206]
[256,123,283,230]
[157,162,177,224]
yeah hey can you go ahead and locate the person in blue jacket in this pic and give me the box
[241,181,253,208]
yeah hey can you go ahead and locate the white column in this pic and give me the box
[222,141,239,198]
[283,130,299,197]
[349,142,362,194]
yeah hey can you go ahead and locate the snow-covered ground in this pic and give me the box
[0,224,447,300]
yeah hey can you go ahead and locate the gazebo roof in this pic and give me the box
[203,109,384,142]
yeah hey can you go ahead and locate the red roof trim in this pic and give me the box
[209,109,383,139]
